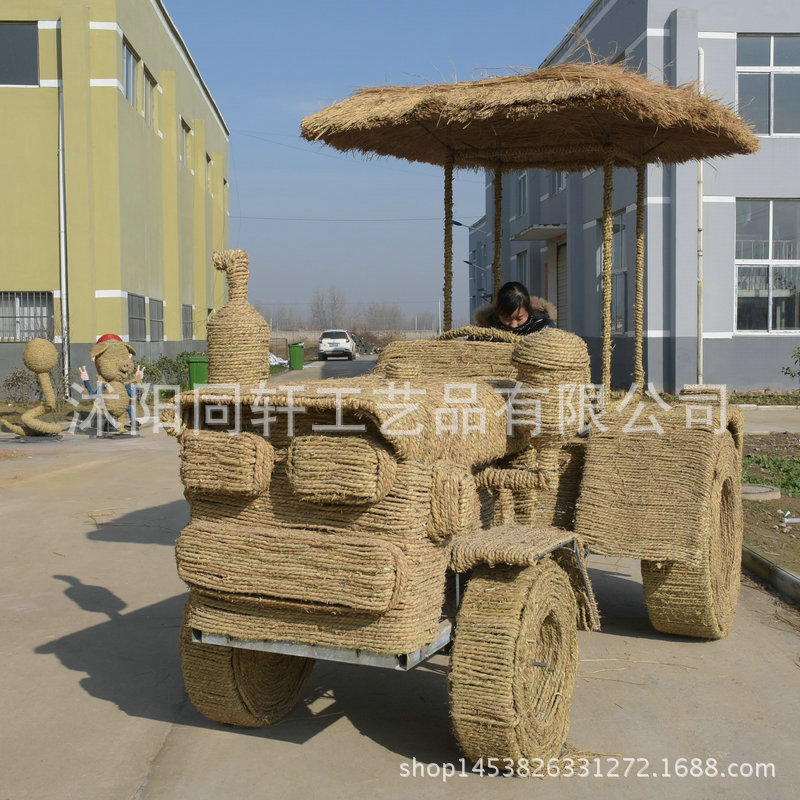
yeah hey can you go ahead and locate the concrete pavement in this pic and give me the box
[1,424,799,799]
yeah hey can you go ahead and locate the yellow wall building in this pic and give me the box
[0,0,229,382]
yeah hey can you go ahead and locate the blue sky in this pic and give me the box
[163,0,591,323]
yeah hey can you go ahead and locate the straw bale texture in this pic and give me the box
[574,409,742,566]
[286,435,397,504]
[207,249,270,386]
[429,462,481,543]
[436,325,519,343]
[180,430,273,496]
[374,339,517,380]
[449,559,578,763]
[640,430,742,639]
[301,62,758,172]
[180,605,314,727]
[177,521,406,614]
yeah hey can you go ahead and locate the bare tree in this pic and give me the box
[310,290,328,329]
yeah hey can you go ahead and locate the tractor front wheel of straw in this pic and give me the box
[448,559,578,763]
[180,611,314,727]
[641,431,742,639]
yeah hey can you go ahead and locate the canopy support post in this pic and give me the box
[493,165,502,299]
[634,161,646,392]
[443,154,454,332]
[601,145,614,398]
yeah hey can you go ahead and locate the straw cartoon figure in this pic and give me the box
[0,338,62,436]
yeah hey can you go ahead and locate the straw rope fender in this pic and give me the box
[640,429,742,639]
[449,558,578,764]
[180,601,314,728]
[0,338,62,436]
[574,409,741,567]
[449,523,600,632]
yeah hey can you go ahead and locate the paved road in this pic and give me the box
[0,426,798,800]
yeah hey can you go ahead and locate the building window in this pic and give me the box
[182,304,193,340]
[127,293,146,341]
[181,118,192,170]
[0,291,53,341]
[143,68,157,128]
[736,199,800,331]
[737,34,800,134]
[516,173,527,217]
[549,170,568,195]
[149,299,164,342]
[123,40,139,107]
[0,23,38,85]
[515,250,528,284]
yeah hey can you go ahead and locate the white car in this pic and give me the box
[318,329,356,360]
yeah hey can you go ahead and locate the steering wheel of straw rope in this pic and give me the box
[435,326,519,343]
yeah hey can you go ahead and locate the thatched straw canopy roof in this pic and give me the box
[301,63,759,171]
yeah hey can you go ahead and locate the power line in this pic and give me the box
[231,214,483,222]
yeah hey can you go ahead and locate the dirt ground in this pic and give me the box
[743,433,800,575]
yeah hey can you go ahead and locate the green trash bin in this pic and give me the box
[288,341,305,371]
[184,354,209,389]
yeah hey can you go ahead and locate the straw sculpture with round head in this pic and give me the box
[0,338,62,436]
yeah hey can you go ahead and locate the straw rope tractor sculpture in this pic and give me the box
[0,338,63,437]
[177,79,749,759]
[301,61,758,390]
[174,248,604,766]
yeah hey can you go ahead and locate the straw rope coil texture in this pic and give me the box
[640,428,742,639]
[183,456,449,653]
[512,329,591,438]
[374,339,517,380]
[286,435,397,504]
[180,430,273,496]
[177,521,407,615]
[180,604,314,727]
[300,62,758,172]
[449,559,578,764]
[207,249,270,386]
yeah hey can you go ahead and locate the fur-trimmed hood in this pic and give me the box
[474,295,557,328]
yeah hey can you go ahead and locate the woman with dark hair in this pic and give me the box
[474,281,556,335]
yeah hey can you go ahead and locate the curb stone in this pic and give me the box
[741,545,800,605]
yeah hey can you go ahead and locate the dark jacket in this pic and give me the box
[474,296,557,335]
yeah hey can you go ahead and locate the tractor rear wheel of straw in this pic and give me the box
[640,431,743,639]
[448,559,578,763]
[180,610,314,727]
